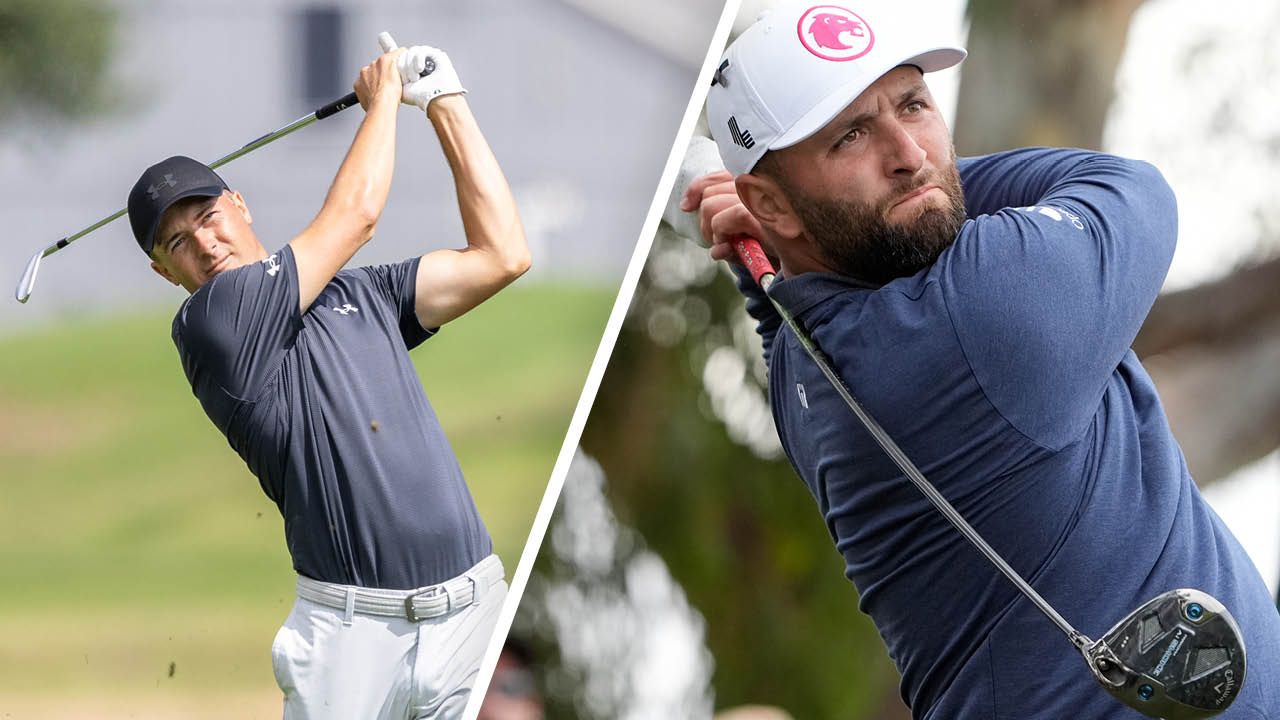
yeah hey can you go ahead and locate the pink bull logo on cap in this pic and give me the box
[797,5,875,61]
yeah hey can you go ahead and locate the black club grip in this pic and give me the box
[313,59,437,120]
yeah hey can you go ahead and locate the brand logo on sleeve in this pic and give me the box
[798,6,875,62]
[1017,205,1084,230]
[331,303,359,316]
[262,253,281,277]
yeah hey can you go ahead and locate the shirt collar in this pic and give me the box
[768,271,878,317]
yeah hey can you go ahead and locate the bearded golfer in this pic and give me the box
[126,34,527,719]
[683,2,1280,717]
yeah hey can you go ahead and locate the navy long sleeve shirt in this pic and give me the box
[739,148,1280,718]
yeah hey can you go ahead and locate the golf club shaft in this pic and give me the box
[44,104,336,257]
[14,72,413,303]
[206,91,364,171]
[12,98,350,304]
[733,237,1091,651]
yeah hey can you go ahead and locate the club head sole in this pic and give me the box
[1085,589,1245,719]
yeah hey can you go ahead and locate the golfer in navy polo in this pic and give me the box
[126,34,527,719]
[683,2,1280,717]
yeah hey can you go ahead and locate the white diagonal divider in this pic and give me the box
[460,2,745,717]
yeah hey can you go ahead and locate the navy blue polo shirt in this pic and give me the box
[740,148,1280,718]
[173,245,492,590]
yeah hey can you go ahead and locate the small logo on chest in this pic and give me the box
[331,303,359,316]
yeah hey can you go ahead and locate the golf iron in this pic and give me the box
[731,237,1246,719]
[14,32,431,304]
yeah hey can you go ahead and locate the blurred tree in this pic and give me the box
[580,230,900,720]
[0,0,117,124]
[955,0,1147,153]
[521,453,716,720]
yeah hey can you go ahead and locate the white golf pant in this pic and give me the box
[271,555,507,720]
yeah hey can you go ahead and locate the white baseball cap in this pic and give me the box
[708,1,967,175]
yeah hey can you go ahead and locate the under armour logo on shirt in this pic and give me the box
[262,254,281,277]
[146,174,177,199]
[332,304,359,316]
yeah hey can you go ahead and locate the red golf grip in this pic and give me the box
[734,237,776,286]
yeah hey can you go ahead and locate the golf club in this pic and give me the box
[728,235,1246,719]
[14,32,432,304]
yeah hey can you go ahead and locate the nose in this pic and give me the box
[192,228,221,258]
[880,119,927,179]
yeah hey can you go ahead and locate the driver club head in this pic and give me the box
[1084,589,1245,719]
[15,248,44,304]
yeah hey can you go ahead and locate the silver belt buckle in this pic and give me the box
[404,586,443,623]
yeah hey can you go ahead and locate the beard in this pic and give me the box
[783,161,967,286]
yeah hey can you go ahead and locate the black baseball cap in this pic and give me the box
[127,156,229,255]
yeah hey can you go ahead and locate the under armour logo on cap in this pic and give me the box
[147,174,178,200]
[127,156,230,255]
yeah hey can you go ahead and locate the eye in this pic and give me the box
[835,127,865,148]
[904,100,927,115]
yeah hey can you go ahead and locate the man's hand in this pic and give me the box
[377,33,466,111]
[354,46,404,111]
[680,171,768,263]
[402,46,465,110]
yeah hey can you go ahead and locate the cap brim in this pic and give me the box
[771,47,966,151]
[141,184,226,254]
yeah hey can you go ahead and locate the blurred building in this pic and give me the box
[0,0,722,329]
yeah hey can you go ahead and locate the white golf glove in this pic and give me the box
[378,32,466,111]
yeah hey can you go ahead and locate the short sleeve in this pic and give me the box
[173,245,301,400]
[347,256,435,351]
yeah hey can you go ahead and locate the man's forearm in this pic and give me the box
[318,91,400,240]
[427,96,529,274]
[291,80,402,312]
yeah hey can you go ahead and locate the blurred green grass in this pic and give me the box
[0,281,611,704]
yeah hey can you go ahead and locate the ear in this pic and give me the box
[150,259,181,287]
[735,173,805,241]
[228,190,253,225]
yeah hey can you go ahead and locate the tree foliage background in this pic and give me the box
[523,0,1280,718]
[0,0,117,125]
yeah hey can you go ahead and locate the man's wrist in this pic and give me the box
[425,93,467,121]
[372,85,402,107]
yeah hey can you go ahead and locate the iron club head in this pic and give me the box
[1085,589,1245,719]
[15,247,46,304]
